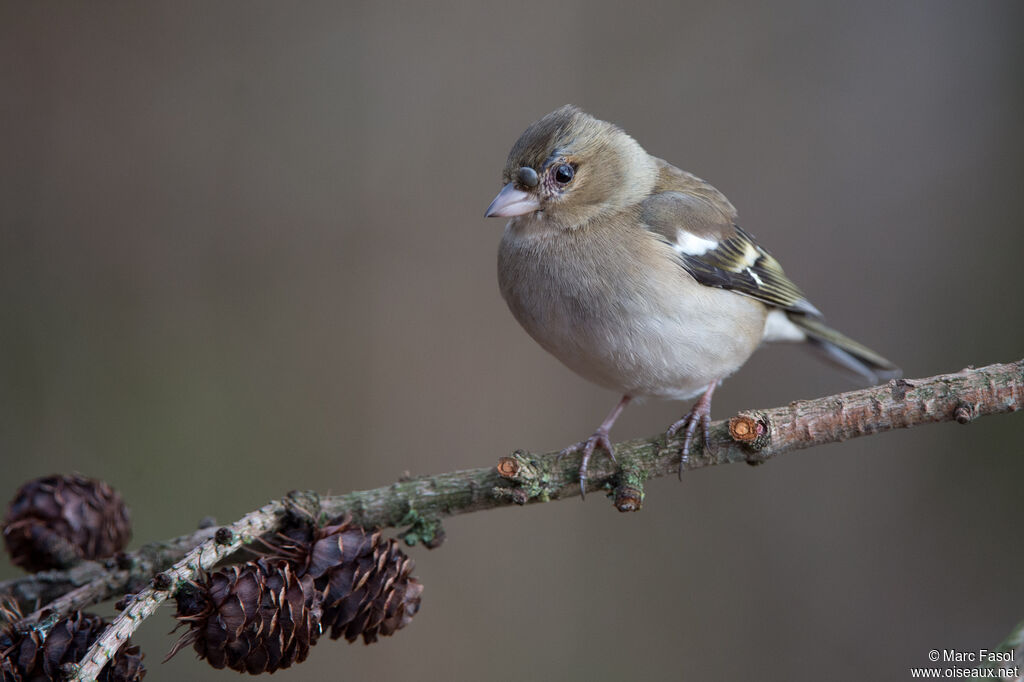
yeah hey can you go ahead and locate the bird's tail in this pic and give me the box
[786,313,901,384]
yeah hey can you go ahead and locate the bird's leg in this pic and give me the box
[667,382,718,478]
[560,395,632,499]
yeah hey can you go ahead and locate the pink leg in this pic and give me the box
[666,382,718,478]
[561,395,632,499]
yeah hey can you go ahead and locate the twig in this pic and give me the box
[0,360,1016,680]
[2,524,225,623]
[491,360,1022,509]
[68,494,321,681]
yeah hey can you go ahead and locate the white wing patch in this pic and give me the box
[762,309,808,342]
[673,231,718,256]
[737,241,760,268]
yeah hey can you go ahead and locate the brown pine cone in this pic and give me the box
[169,558,322,674]
[0,611,145,682]
[2,475,132,572]
[297,521,423,644]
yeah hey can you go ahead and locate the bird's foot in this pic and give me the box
[667,383,718,479]
[559,428,615,500]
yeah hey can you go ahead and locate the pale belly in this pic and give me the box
[498,228,768,400]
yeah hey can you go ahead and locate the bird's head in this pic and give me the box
[484,105,657,229]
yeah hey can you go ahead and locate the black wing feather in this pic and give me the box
[678,226,821,316]
[639,190,821,316]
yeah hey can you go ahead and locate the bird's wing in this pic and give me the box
[639,188,822,317]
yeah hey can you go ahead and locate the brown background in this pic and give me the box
[2,2,1022,680]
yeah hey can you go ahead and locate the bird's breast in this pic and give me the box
[497,219,768,400]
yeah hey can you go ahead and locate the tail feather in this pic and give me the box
[786,314,901,385]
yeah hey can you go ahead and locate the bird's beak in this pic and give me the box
[484,183,541,218]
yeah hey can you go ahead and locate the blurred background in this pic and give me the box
[2,1,1022,680]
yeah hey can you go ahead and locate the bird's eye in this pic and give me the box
[554,164,575,185]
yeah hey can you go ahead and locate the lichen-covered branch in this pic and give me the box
[0,361,1018,680]
[490,359,1022,509]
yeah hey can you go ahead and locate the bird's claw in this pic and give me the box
[667,408,714,480]
[560,429,615,499]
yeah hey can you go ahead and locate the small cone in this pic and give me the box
[2,475,131,572]
[0,610,145,682]
[287,520,423,644]
[169,558,322,674]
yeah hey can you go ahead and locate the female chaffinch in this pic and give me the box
[486,105,900,496]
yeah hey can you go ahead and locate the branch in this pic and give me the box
[331,358,1023,513]
[68,496,318,681]
[2,525,223,627]
[0,360,1017,680]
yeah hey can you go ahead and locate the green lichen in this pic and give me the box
[493,451,558,503]
[398,508,444,547]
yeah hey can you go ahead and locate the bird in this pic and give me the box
[484,105,900,497]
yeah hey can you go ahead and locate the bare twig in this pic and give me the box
[0,360,1017,680]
